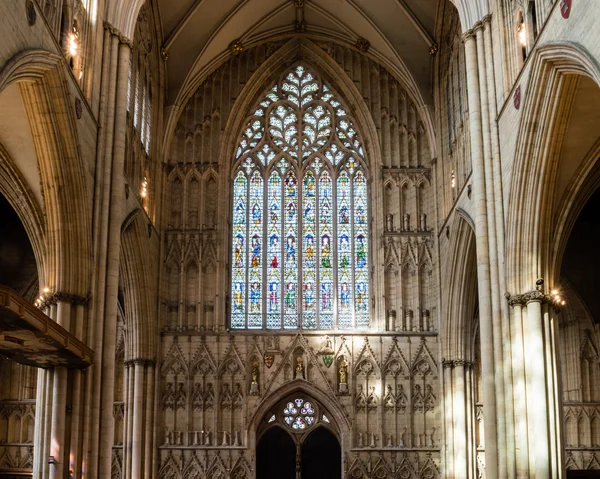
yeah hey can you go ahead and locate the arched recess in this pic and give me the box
[217,38,386,325]
[248,382,351,452]
[441,212,479,479]
[0,49,92,295]
[256,391,342,479]
[442,212,478,360]
[120,211,159,360]
[0,143,46,287]
[506,42,600,294]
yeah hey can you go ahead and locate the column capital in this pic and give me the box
[462,29,476,42]
[505,290,564,311]
[125,358,156,368]
[472,21,484,34]
[442,359,455,369]
[103,21,133,48]
[37,291,90,309]
[482,14,493,26]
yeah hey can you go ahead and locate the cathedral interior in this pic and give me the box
[0,0,599,477]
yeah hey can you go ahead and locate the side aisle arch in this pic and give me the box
[0,49,92,295]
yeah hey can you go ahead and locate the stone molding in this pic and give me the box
[38,291,90,309]
[505,290,563,311]
[103,21,133,48]
[125,358,156,368]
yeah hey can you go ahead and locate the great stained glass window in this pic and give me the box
[231,64,369,329]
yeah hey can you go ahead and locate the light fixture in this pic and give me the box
[517,22,527,48]
[141,177,148,198]
[451,170,456,189]
[68,26,79,57]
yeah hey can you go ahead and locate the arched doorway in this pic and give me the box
[257,426,296,479]
[301,427,341,479]
[256,394,341,479]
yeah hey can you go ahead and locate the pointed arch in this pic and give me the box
[442,213,478,361]
[0,143,47,286]
[228,52,377,330]
[0,49,92,294]
[507,42,600,292]
[248,381,351,434]
[120,213,159,360]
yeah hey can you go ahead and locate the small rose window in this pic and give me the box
[283,398,315,430]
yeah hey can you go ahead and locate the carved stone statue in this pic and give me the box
[295,356,304,379]
[386,213,394,232]
[338,356,348,384]
[251,361,259,384]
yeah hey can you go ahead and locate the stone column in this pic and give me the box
[442,361,455,477]
[131,360,146,478]
[463,25,499,479]
[144,362,156,478]
[508,290,565,478]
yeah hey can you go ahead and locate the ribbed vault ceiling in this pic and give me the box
[159,0,438,108]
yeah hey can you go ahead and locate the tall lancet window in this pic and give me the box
[231,65,370,330]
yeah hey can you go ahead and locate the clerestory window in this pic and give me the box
[230,64,369,330]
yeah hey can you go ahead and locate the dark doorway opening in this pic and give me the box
[257,426,296,479]
[301,426,341,479]
[566,472,600,478]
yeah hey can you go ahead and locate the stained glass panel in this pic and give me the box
[284,171,298,328]
[267,172,282,329]
[231,64,369,330]
[318,170,334,329]
[231,171,247,329]
[282,398,315,432]
[337,171,353,329]
[354,170,369,328]
[248,170,263,329]
[302,171,317,328]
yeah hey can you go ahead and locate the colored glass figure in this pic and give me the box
[231,65,369,330]
[251,235,261,267]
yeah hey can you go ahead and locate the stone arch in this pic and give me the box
[219,38,387,326]
[507,42,600,293]
[0,48,91,295]
[120,211,158,360]
[0,143,46,287]
[248,382,351,447]
[442,213,478,360]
